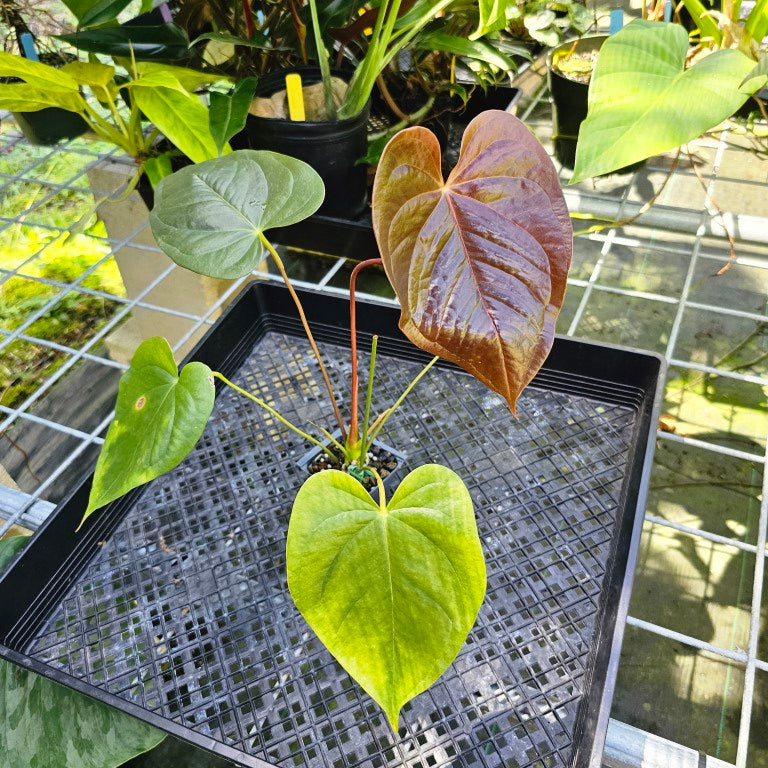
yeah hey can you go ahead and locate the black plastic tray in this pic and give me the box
[0,282,663,768]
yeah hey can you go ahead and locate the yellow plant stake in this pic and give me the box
[285,73,305,121]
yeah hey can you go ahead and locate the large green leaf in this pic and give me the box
[209,77,257,155]
[0,51,79,92]
[372,111,572,412]
[58,24,190,60]
[149,150,325,278]
[0,537,166,768]
[571,20,759,182]
[287,465,486,729]
[83,337,215,525]
[0,84,86,113]
[80,0,133,28]
[131,81,218,163]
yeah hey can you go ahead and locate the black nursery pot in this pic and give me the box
[234,67,370,218]
[547,35,607,169]
[13,107,88,146]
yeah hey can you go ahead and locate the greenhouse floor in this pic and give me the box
[1,77,767,768]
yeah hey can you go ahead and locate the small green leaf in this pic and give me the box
[0,83,86,112]
[131,82,219,163]
[524,9,556,31]
[79,0,133,28]
[190,30,278,49]
[136,61,231,91]
[471,0,507,40]
[125,69,191,94]
[150,150,325,278]
[209,77,258,155]
[287,465,486,730]
[60,60,116,87]
[0,51,79,92]
[414,31,516,73]
[144,153,174,188]
[572,20,759,182]
[741,54,768,87]
[83,337,215,525]
[680,0,722,46]
[0,535,27,572]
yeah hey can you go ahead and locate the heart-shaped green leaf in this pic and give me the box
[150,150,325,278]
[82,337,215,526]
[287,465,486,730]
[571,20,760,182]
[372,110,572,412]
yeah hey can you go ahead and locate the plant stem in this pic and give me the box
[317,425,348,454]
[307,0,336,119]
[82,102,131,152]
[257,232,347,439]
[213,372,336,459]
[367,355,439,445]
[370,467,387,512]
[348,258,383,446]
[242,0,255,39]
[359,335,378,462]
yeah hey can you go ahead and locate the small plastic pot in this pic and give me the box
[233,67,370,218]
[547,35,607,169]
[296,430,406,503]
[13,107,88,146]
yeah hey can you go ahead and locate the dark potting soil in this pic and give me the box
[307,442,398,490]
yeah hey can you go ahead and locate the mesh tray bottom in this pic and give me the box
[27,331,637,768]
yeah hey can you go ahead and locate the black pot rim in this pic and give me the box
[547,33,608,82]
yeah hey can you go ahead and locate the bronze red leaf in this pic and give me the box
[372,110,572,412]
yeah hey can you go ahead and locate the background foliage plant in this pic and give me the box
[0,50,226,184]
[571,17,768,181]
[0,536,166,768]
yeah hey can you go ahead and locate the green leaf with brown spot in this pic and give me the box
[82,337,215,526]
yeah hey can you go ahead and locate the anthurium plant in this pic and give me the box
[0,51,252,187]
[571,16,768,182]
[80,110,572,729]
